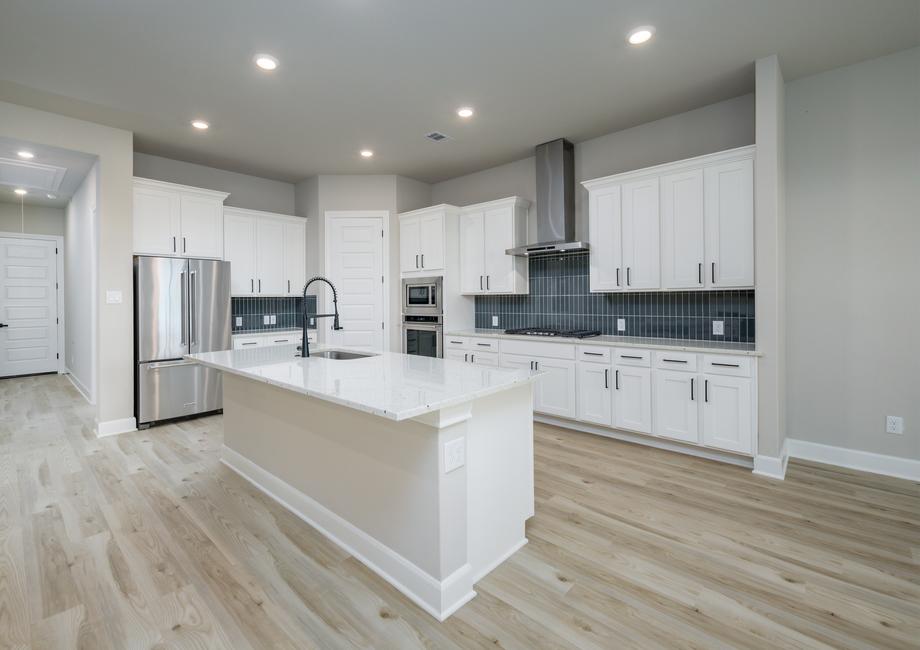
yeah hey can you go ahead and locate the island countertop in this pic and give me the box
[187,345,538,421]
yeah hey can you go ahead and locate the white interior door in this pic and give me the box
[0,237,59,378]
[325,213,385,351]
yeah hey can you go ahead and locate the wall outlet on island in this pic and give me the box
[617,318,626,332]
[492,315,499,327]
[444,437,466,473]
[712,320,724,336]
[886,415,904,434]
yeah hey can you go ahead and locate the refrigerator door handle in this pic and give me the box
[145,359,197,370]
[189,270,197,346]
[180,271,187,344]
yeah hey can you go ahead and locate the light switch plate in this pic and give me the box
[712,320,724,336]
[886,415,904,434]
[617,318,626,332]
[270,315,277,325]
[492,315,499,327]
[444,437,466,473]
[105,290,122,304]
[263,315,270,325]
[235,316,243,327]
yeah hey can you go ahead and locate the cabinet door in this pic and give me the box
[661,169,704,289]
[614,365,652,433]
[577,362,612,426]
[283,220,306,296]
[482,205,515,293]
[418,212,444,271]
[399,216,420,273]
[445,349,468,363]
[224,213,257,295]
[470,351,499,367]
[621,178,660,290]
[705,158,754,287]
[654,370,699,443]
[533,358,576,419]
[133,186,180,255]
[180,194,224,258]
[701,374,753,454]
[587,185,622,291]
[256,219,285,295]
[459,211,485,293]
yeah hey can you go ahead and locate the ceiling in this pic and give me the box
[0,137,97,207]
[0,0,917,184]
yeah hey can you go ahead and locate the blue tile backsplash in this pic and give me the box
[231,296,317,333]
[474,252,755,343]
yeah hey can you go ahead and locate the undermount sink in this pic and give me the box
[301,350,375,360]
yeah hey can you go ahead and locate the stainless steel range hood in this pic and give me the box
[506,138,588,256]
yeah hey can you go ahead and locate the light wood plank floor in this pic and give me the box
[1,374,918,649]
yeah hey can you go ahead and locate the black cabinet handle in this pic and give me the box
[250,278,254,293]
[464,353,468,362]
[172,236,177,253]
[604,368,609,389]
[0,323,8,328]
[480,275,483,290]
[471,354,475,363]
[258,279,262,293]
[662,358,687,364]
[620,354,643,360]
[704,379,709,402]
[615,369,620,390]
[288,280,291,293]
[476,343,491,347]
[626,267,631,286]
[450,340,463,344]
[711,261,715,284]
[274,339,289,344]
[415,254,419,268]
[583,351,604,356]
[241,342,257,346]
[183,237,187,253]
[711,362,740,368]
[690,377,695,401]
[698,262,702,285]
[486,275,490,290]
[421,254,424,268]
[616,267,620,287]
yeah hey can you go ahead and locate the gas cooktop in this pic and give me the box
[504,327,601,339]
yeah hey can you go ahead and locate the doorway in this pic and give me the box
[324,211,387,352]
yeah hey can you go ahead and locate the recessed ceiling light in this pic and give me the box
[254,54,279,71]
[191,119,210,130]
[627,25,655,45]
[14,188,27,195]
[457,106,474,118]
[47,193,57,199]
[17,150,35,159]
[360,149,374,158]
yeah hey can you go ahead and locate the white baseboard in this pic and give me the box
[64,370,94,406]
[221,446,475,621]
[95,416,137,438]
[535,415,754,469]
[787,439,920,481]
[753,439,789,480]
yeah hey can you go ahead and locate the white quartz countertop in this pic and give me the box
[445,329,761,356]
[187,344,538,421]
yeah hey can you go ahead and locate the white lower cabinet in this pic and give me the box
[445,348,468,363]
[613,365,652,434]
[701,374,753,454]
[501,353,576,419]
[577,361,612,426]
[654,370,699,443]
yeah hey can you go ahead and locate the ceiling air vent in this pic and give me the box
[425,131,451,142]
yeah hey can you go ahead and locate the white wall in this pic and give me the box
[134,153,296,215]
[432,94,755,239]
[0,100,134,431]
[64,162,98,402]
[786,47,920,461]
[0,201,64,235]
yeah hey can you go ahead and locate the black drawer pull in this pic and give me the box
[274,339,289,343]
[476,343,492,347]
[450,340,463,344]
[662,358,687,363]
[241,342,257,346]
[620,355,643,360]
[711,362,741,368]
[583,351,604,356]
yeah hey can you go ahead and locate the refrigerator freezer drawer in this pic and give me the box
[137,360,222,424]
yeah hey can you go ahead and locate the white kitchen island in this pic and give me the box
[188,344,538,620]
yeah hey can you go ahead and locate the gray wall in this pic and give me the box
[0,201,65,235]
[134,152,296,215]
[431,94,755,240]
[785,47,920,460]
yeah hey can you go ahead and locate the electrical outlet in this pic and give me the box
[617,318,626,332]
[444,437,466,473]
[886,415,904,434]
[270,314,277,325]
[712,320,724,336]
[263,315,270,325]
[309,317,315,326]
[492,315,499,327]
[235,316,243,327]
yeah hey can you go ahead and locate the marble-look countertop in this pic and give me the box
[188,344,538,421]
[445,329,761,356]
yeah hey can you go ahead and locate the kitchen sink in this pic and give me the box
[300,350,375,360]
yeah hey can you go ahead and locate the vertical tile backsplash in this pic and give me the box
[474,252,755,343]
[231,295,317,333]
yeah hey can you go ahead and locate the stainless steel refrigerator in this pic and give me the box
[134,256,231,426]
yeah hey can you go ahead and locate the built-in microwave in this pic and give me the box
[402,276,442,315]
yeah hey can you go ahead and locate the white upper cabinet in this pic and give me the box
[705,157,754,287]
[223,207,308,297]
[583,146,755,292]
[459,197,529,295]
[133,178,228,258]
[398,205,450,274]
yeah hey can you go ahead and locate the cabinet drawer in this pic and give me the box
[654,350,698,371]
[469,337,499,352]
[267,334,298,345]
[501,338,575,360]
[613,348,651,367]
[445,336,469,350]
[577,345,611,363]
[233,337,262,350]
[702,354,751,377]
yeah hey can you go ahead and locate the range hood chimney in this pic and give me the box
[506,138,588,256]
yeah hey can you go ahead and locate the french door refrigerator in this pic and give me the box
[134,256,231,426]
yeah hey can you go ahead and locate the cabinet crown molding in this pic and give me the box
[133,176,230,201]
[581,145,756,191]
[223,205,307,222]
[398,204,459,219]
[459,196,531,213]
